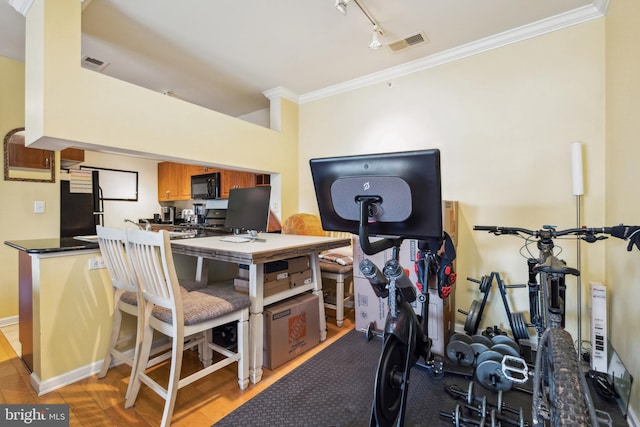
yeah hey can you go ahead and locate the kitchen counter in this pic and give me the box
[4,238,109,393]
[4,237,99,253]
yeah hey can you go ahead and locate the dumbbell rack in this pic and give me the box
[459,272,534,345]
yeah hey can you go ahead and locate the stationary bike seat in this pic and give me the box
[533,257,580,276]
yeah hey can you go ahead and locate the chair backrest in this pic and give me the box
[125,229,182,317]
[96,225,137,294]
[283,213,353,247]
[282,213,326,237]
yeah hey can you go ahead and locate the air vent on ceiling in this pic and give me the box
[81,55,110,72]
[387,32,429,53]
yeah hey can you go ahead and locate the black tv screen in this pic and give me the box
[224,186,272,232]
[309,149,442,240]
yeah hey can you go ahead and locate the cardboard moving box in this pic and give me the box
[263,293,320,369]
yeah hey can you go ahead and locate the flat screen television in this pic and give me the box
[309,149,442,244]
[224,186,272,233]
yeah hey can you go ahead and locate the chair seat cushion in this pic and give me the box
[119,279,206,306]
[319,252,353,266]
[152,283,250,326]
[320,260,353,274]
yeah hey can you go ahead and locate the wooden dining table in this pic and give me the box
[171,232,351,384]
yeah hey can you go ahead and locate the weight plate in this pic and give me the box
[511,312,530,340]
[479,275,492,294]
[446,340,475,367]
[471,334,493,347]
[475,359,513,392]
[464,300,482,335]
[450,332,473,345]
[491,334,520,352]
[475,349,503,366]
[470,342,490,358]
[491,343,520,358]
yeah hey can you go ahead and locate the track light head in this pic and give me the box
[335,0,349,15]
[369,25,382,49]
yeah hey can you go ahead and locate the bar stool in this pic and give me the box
[124,229,249,427]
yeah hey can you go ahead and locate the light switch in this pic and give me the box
[34,201,45,214]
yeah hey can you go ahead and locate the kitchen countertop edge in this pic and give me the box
[4,238,99,254]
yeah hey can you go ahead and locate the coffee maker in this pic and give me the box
[160,206,176,224]
[193,203,206,224]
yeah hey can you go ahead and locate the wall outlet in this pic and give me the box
[88,257,106,270]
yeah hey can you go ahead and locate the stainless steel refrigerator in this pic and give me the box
[60,170,104,238]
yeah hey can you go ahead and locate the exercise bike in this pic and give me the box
[357,196,456,427]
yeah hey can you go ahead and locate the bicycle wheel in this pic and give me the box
[372,334,409,427]
[542,328,590,426]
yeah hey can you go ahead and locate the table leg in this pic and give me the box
[310,252,327,341]
[248,263,264,383]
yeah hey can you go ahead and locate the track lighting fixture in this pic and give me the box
[369,25,382,49]
[335,0,349,15]
[335,0,384,50]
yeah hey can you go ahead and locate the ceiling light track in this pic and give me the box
[335,0,384,49]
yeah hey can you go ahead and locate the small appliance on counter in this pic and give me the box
[193,203,206,224]
[160,206,176,224]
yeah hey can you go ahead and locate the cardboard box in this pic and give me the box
[287,256,310,274]
[238,265,289,282]
[290,269,312,288]
[263,293,320,369]
[590,282,607,373]
[351,201,459,356]
[234,277,290,297]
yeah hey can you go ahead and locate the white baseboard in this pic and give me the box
[0,315,19,328]
[627,404,639,427]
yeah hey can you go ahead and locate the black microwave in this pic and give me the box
[191,172,220,199]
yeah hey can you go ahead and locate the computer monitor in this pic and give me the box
[309,149,442,244]
[224,186,272,233]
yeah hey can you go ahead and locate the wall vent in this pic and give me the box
[81,55,109,72]
[388,32,428,53]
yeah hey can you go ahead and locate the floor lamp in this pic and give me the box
[571,141,584,355]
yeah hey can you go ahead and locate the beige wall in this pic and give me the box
[4,0,640,417]
[605,0,640,418]
[300,20,607,343]
[0,57,61,322]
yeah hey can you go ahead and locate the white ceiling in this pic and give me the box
[1,0,604,118]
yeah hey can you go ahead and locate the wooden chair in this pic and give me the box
[282,213,354,327]
[96,225,142,399]
[96,226,206,400]
[123,229,249,427]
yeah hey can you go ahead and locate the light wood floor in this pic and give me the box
[0,313,355,426]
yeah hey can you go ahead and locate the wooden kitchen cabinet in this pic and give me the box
[8,142,53,170]
[60,148,85,168]
[158,162,189,201]
[157,162,223,201]
[220,170,256,199]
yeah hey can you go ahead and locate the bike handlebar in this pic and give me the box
[474,224,640,251]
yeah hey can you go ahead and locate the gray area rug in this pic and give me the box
[214,329,627,426]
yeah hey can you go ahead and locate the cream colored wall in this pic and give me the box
[300,21,607,343]
[605,0,640,418]
[33,251,111,381]
[0,57,60,322]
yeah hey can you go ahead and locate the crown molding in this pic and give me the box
[299,3,607,105]
[263,87,300,103]
[8,0,34,16]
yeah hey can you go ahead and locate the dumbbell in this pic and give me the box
[446,333,475,366]
[440,404,485,427]
[446,383,528,427]
[360,321,384,341]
